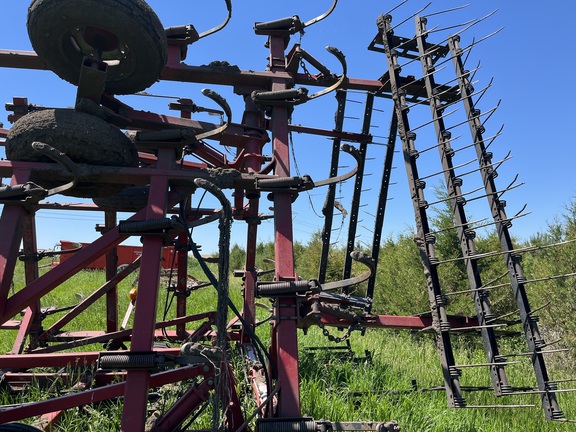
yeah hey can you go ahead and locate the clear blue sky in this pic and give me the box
[0,1,574,252]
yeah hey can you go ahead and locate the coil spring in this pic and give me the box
[98,353,156,370]
[258,176,302,188]
[453,396,467,408]
[257,420,316,432]
[257,280,311,297]
[119,218,172,234]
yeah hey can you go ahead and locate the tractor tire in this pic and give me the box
[5,109,139,198]
[27,0,168,94]
[93,184,150,212]
[0,424,42,432]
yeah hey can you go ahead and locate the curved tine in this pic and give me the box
[423,10,498,60]
[480,98,501,127]
[384,0,410,17]
[198,0,233,39]
[303,0,338,28]
[398,65,448,91]
[410,108,459,132]
[320,251,375,292]
[491,149,512,172]
[474,76,494,106]
[497,173,521,199]
[194,89,232,140]
[451,9,499,39]
[423,3,470,18]
[463,37,476,66]
[449,27,505,67]
[31,141,78,196]
[391,1,432,31]
[314,144,360,187]
[485,124,504,150]
[307,46,347,100]
[392,24,439,52]
[438,78,493,112]
[427,17,477,34]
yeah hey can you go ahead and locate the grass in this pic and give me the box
[2,263,576,431]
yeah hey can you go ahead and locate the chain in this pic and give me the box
[317,320,358,343]
[300,59,313,79]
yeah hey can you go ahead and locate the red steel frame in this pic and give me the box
[0,11,485,432]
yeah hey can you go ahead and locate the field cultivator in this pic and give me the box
[0,1,574,430]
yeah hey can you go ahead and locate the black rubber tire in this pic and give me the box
[93,184,150,212]
[5,109,139,198]
[0,424,42,432]
[27,0,168,94]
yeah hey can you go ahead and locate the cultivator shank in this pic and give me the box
[0,1,574,431]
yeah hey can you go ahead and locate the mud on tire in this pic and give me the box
[5,109,139,198]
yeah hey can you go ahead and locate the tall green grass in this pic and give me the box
[2,263,576,431]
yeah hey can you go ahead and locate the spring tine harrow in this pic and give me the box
[1,1,575,430]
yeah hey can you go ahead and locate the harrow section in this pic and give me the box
[0,1,574,431]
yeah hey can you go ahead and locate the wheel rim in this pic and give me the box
[71,26,129,64]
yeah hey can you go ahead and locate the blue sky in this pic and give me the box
[0,1,574,252]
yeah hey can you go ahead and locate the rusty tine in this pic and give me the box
[390,2,433,32]
[409,108,459,132]
[451,130,502,155]
[438,80,493,112]
[417,133,462,155]
[423,4,471,18]
[442,104,499,132]
[525,271,576,285]
[426,18,478,35]
[497,174,522,199]
[473,77,494,106]
[397,65,449,91]
[429,217,490,236]
[417,157,476,181]
[480,99,502,129]
[198,0,232,39]
[303,0,338,28]
[384,0,410,17]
